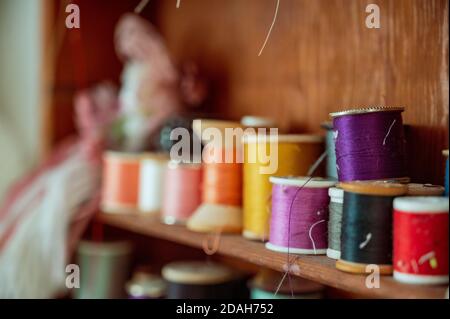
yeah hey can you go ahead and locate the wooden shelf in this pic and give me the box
[98,213,448,299]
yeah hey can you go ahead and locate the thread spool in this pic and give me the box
[102,151,142,213]
[161,162,202,225]
[152,115,196,155]
[187,141,243,233]
[249,268,324,299]
[192,119,243,147]
[201,146,242,205]
[139,153,169,214]
[327,187,344,259]
[406,183,445,196]
[243,134,324,241]
[162,261,248,299]
[444,150,449,196]
[266,177,336,255]
[336,181,407,274]
[330,107,408,182]
[75,241,132,299]
[102,151,168,214]
[321,122,338,180]
[126,272,167,299]
[241,116,277,129]
[188,119,243,233]
[393,197,449,285]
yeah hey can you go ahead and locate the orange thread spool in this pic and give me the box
[202,147,242,206]
[187,145,243,233]
[101,152,141,213]
[202,163,242,206]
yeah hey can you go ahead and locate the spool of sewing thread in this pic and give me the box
[393,197,449,284]
[444,150,449,196]
[161,162,202,225]
[266,177,336,255]
[406,183,445,196]
[126,272,167,299]
[152,115,196,155]
[162,261,248,299]
[243,134,324,241]
[241,116,277,129]
[330,107,408,182]
[327,187,344,259]
[75,241,132,299]
[139,153,169,214]
[336,181,407,274]
[187,146,242,233]
[249,268,324,299]
[102,151,142,213]
[321,122,338,180]
[201,147,242,205]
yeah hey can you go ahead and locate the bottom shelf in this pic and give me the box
[98,213,447,299]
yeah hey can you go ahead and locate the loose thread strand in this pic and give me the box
[258,0,280,56]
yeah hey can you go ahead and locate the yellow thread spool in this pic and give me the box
[242,134,324,241]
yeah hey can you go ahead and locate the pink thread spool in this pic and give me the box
[266,177,336,255]
[161,162,202,225]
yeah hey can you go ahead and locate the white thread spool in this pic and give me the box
[138,153,169,213]
[240,116,277,129]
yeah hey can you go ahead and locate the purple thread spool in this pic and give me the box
[330,107,408,182]
[266,177,336,255]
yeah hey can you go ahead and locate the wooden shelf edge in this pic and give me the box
[97,213,448,299]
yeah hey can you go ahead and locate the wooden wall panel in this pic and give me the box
[152,0,449,184]
[47,0,448,184]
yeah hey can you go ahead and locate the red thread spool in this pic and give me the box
[161,162,202,225]
[393,197,449,284]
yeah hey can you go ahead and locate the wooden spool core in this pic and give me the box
[406,183,445,196]
[339,180,407,197]
[335,260,393,275]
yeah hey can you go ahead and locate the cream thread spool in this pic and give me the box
[240,116,277,130]
[138,153,169,214]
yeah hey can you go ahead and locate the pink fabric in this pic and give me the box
[0,83,118,257]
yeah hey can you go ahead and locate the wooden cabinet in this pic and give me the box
[41,0,448,299]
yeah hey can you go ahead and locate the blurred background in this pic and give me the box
[1,0,448,192]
